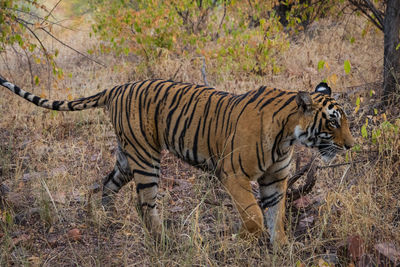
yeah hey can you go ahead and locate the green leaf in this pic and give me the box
[317,60,325,71]
[353,144,361,152]
[361,124,368,138]
[396,42,400,50]
[350,37,355,44]
[34,75,39,85]
[344,60,351,74]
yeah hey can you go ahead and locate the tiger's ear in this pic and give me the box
[315,82,331,96]
[296,91,313,113]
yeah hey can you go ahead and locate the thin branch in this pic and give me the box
[41,0,62,25]
[40,27,107,67]
[172,62,183,80]
[363,0,384,28]
[317,159,368,169]
[348,0,384,31]
[10,7,79,32]
[22,48,34,86]
[13,17,52,74]
[217,2,227,33]
[12,15,106,68]
[0,50,16,82]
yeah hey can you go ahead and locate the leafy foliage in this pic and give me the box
[0,0,61,83]
[88,0,290,75]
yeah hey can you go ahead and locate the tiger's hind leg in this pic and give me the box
[102,145,133,210]
[102,143,162,236]
[133,161,162,236]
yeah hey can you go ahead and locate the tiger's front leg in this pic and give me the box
[222,175,264,237]
[258,164,290,246]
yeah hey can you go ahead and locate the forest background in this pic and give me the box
[0,0,399,266]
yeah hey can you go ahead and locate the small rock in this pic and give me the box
[12,233,31,246]
[14,208,40,225]
[22,171,44,182]
[47,234,59,248]
[67,228,82,241]
[27,256,41,266]
[53,192,66,204]
[321,253,339,265]
[88,182,101,193]
[0,183,10,195]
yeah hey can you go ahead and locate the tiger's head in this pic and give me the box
[293,82,355,161]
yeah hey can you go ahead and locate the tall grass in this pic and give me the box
[0,5,399,266]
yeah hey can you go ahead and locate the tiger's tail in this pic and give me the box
[0,76,107,111]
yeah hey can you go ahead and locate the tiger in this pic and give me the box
[0,76,355,246]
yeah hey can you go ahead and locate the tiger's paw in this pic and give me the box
[271,232,289,249]
[238,220,264,240]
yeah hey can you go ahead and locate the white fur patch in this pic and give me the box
[294,125,303,139]
[4,82,15,90]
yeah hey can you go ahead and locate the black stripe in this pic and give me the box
[67,101,74,111]
[111,176,122,188]
[23,92,31,99]
[239,154,251,178]
[259,91,286,110]
[136,182,158,193]
[273,161,291,174]
[201,91,217,137]
[256,142,265,172]
[32,96,40,106]
[244,203,258,212]
[192,118,202,164]
[259,176,287,187]
[103,169,117,186]
[14,85,21,95]
[261,193,283,209]
[272,95,296,119]
[52,100,63,110]
[141,203,156,209]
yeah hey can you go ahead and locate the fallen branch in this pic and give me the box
[287,163,317,202]
[288,155,317,189]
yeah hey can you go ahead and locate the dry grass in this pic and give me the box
[0,5,399,266]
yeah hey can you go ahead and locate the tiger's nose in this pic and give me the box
[344,138,355,150]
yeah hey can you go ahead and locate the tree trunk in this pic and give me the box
[383,0,400,104]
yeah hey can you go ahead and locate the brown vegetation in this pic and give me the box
[0,4,399,266]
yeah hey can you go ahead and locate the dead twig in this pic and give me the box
[41,0,62,25]
[287,163,317,202]
[172,63,183,80]
[201,57,209,86]
[317,159,367,169]
[288,155,317,189]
